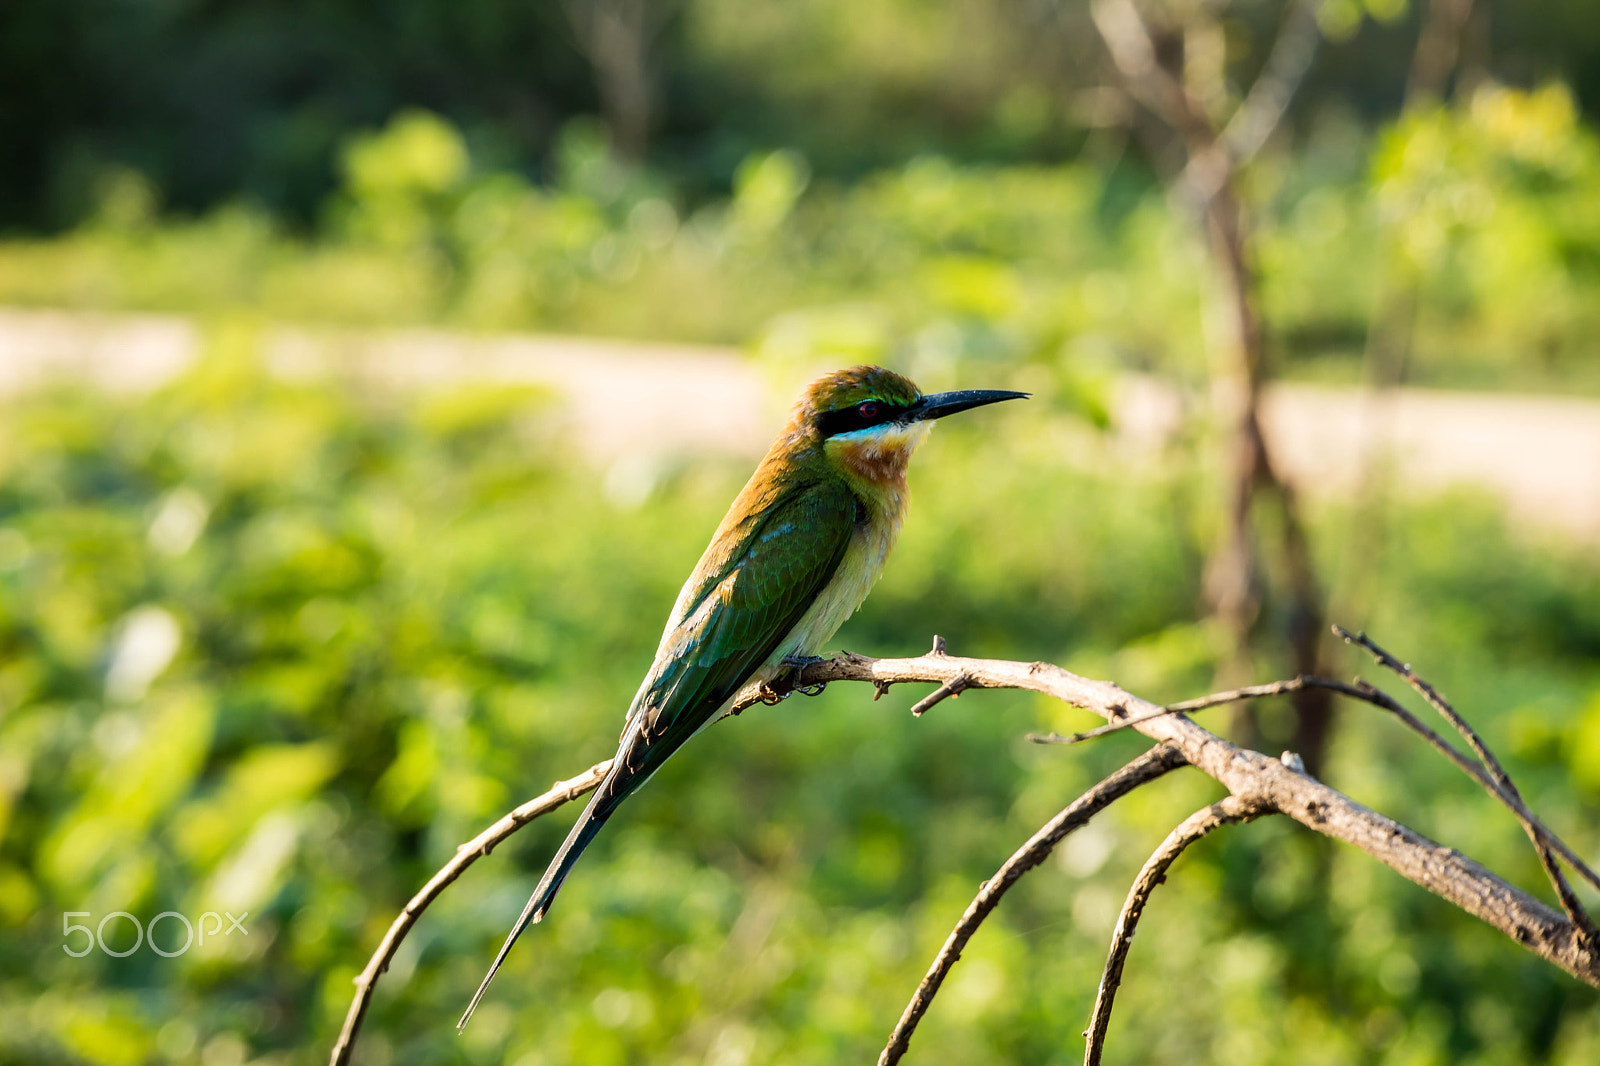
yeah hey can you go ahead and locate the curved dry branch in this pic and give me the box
[745,647,1600,990]
[877,744,1189,1066]
[328,759,611,1066]
[1083,796,1273,1065]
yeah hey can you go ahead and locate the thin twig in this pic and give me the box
[909,673,971,716]
[1029,675,1351,746]
[328,760,611,1066]
[877,744,1188,1066]
[1027,671,1508,753]
[1084,796,1274,1065]
[1335,625,1599,940]
[1338,625,1509,781]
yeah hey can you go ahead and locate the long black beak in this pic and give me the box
[908,388,1030,422]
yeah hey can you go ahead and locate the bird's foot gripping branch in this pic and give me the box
[744,654,832,709]
[330,626,1600,1066]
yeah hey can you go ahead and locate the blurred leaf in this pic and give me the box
[41,689,213,892]
[1570,692,1600,796]
[172,742,339,868]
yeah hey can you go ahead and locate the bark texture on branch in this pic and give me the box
[747,651,1600,992]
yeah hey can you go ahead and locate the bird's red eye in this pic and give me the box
[858,401,879,419]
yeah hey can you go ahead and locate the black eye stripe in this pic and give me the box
[816,399,914,438]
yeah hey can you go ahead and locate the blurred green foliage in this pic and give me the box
[0,0,1083,231]
[6,0,1600,232]
[6,81,1600,394]
[1,328,1598,1064]
[6,5,1600,1061]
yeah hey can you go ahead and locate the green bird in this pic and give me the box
[460,365,1026,1026]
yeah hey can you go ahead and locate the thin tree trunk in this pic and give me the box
[566,0,674,162]
[1195,161,1331,763]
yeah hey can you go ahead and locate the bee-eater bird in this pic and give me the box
[459,365,1026,1027]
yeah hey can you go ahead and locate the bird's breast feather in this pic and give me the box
[823,421,932,488]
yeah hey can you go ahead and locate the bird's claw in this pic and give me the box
[763,655,828,701]
[783,655,829,698]
[765,681,826,701]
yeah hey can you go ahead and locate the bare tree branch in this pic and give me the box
[328,760,612,1066]
[564,0,679,160]
[876,744,1189,1066]
[1089,0,1198,138]
[746,646,1600,990]
[1084,795,1274,1065]
[1407,0,1476,105]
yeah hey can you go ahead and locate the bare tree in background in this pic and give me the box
[1408,0,1478,107]
[566,0,679,161]
[1088,0,1333,768]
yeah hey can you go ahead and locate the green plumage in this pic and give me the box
[460,365,1025,1029]
[629,475,858,770]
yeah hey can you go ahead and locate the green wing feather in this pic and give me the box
[627,477,859,765]
[460,477,859,1030]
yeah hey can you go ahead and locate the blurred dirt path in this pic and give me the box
[3,307,1598,542]
[0,308,770,461]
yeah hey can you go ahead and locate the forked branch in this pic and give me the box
[1335,625,1600,933]
[333,634,1597,1066]
[1026,664,1600,907]
[877,744,1189,1066]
